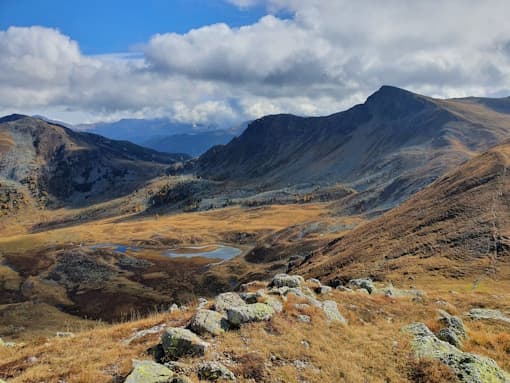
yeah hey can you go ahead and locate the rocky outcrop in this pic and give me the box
[214,292,246,313]
[161,328,209,360]
[188,309,229,336]
[269,273,304,288]
[437,310,466,348]
[226,303,275,326]
[467,308,510,324]
[404,322,510,383]
[197,361,236,381]
[321,300,348,324]
[348,278,375,294]
[125,360,175,383]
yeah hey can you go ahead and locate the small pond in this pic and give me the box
[87,243,241,261]
[164,245,241,260]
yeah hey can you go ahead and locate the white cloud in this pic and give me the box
[1,1,510,125]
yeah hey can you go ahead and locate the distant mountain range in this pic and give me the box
[197,85,510,212]
[73,118,247,157]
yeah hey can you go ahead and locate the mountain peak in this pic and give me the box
[0,114,31,124]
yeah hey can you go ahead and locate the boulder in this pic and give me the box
[321,300,348,324]
[197,361,236,381]
[188,309,229,336]
[467,308,510,324]
[348,278,375,294]
[438,310,466,341]
[125,360,174,383]
[270,274,304,288]
[161,327,209,359]
[239,292,258,304]
[262,295,283,313]
[315,285,332,295]
[404,322,510,383]
[214,292,246,313]
[438,327,462,348]
[227,303,275,326]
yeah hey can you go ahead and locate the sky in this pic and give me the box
[1,0,510,126]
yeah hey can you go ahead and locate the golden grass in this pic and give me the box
[0,204,330,253]
[2,279,508,383]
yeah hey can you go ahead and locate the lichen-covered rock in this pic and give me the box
[404,322,510,383]
[374,286,425,298]
[467,308,510,324]
[437,309,466,345]
[197,361,236,381]
[438,327,462,348]
[321,300,348,324]
[336,285,353,292]
[227,303,275,326]
[161,328,209,359]
[348,278,375,294]
[214,292,246,313]
[239,292,258,304]
[306,278,321,285]
[164,361,192,375]
[125,360,174,383]
[188,309,229,336]
[262,295,283,313]
[270,274,304,288]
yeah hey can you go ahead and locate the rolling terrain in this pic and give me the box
[296,140,510,284]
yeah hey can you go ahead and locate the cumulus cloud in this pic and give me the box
[1,1,510,125]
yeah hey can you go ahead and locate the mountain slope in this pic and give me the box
[197,86,510,212]
[295,141,510,282]
[0,115,189,210]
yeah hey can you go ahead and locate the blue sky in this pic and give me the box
[0,1,509,125]
[0,0,267,54]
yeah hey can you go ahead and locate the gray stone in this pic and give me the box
[197,297,209,310]
[297,315,311,323]
[270,273,304,288]
[227,303,275,326]
[239,292,258,304]
[438,310,466,340]
[315,285,332,294]
[125,360,174,383]
[348,278,375,294]
[321,300,348,324]
[56,332,75,338]
[164,361,192,375]
[197,361,236,381]
[214,292,246,313]
[161,327,209,359]
[404,323,510,383]
[467,308,510,324]
[263,295,283,313]
[438,327,462,348]
[306,278,321,285]
[188,309,229,336]
[336,285,353,292]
